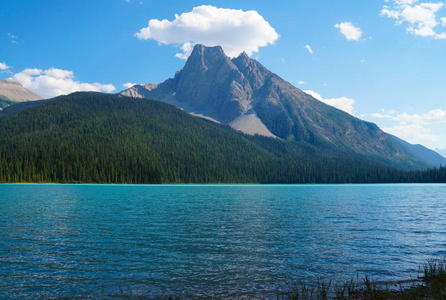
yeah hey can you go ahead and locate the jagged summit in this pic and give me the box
[119,44,406,159]
[0,78,43,102]
[188,44,227,62]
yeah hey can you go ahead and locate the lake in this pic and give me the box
[1,184,445,298]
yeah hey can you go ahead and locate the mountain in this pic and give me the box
[0,79,43,111]
[388,134,446,167]
[0,79,43,102]
[120,44,408,163]
[1,92,442,184]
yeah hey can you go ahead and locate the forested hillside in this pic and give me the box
[0,92,444,184]
[0,99,16,111]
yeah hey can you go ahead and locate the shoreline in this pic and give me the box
[279,258,445,299]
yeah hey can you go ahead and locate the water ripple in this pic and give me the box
[1,184,446,299]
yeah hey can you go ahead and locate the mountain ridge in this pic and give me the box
[435,148,446,158]
[388,134,446,167]
[120,44,407,163]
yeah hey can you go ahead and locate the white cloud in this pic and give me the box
[371,112,391,119]
[383,123,440,143]
[391,109,446,124]
[298,81,305,85]
[0,62,10,70]
[304,90,324,101]
[175,42,194,60]
[135,5,280,59]
[123,82,136,88]
[370,109,398,119]
[334,22,363,41]
[380,0,446,39]
[305,44,313,54]
[304,90,355,115]
[12,68,116,99]
[370,107,445,145]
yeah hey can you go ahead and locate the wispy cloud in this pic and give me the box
[13,68,116,98]
[135,5,280,59]
[305,44,313,54]
[370,107,445,144]
[380,0,446,39]
[392,109,446,124]
[372,108,446,124]
[334,22,363,41]
[7,32,21,45]
[383,123,440,143]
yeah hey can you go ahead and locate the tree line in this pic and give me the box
[0,93,444,184]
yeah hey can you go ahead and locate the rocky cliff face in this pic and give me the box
[120,44,404,158]
[174,45,252,123]
[0,79,43,101]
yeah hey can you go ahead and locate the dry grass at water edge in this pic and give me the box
[278,257,446,299]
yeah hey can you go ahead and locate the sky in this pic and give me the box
[1,0,446,150]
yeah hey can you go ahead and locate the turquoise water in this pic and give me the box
[0,184,445,298]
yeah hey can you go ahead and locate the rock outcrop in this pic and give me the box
[0,79,43,101]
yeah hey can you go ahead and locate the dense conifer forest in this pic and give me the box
[0,93,444,184]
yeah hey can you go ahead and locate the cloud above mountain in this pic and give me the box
[123,82,136,89]
[304,90,355,115]
[13,68,116,98]
[380,0,446,39]
[134,5,280,59]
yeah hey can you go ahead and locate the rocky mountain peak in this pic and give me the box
[1,78,21,85]
[235,51,250,64]
[232,52,271,91]
[184,44,229,71]
[171,44,252,123]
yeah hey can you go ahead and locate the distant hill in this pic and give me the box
[0,79,43,102]
[0,79,43,111]
[435,148,446,159]
[388,134,446,167]
[0,99,50,116]
[1,92,439,184]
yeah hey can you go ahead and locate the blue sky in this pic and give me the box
[1,0,446,150]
